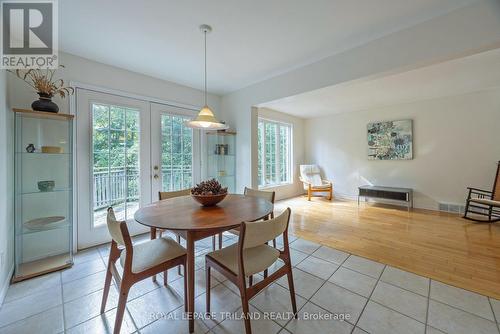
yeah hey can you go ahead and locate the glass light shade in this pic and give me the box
[185,106,228,130]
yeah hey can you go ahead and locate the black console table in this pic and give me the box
[358,185,413,211]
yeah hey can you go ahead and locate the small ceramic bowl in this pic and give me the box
[38,180,55,192]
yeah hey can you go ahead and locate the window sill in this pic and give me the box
[258,182,293,190]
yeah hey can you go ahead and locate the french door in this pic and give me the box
[150,103,200,199]
[76,90,199,248]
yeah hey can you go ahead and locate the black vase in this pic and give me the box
[31,93,59,113]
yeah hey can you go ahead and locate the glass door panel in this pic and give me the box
[151,103,199,200]
[76,89,150,249]
[92,104,141,226]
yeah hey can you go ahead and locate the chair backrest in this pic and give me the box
[300,164,323,186]
[159,189,191,200]
[493,161,500,201]
[106,207,130,248]
[243,187,275,204]
[240,208,290,249]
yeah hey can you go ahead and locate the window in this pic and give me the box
[161,114,193,191]
[92,103,140,226]
[258,118,292,187]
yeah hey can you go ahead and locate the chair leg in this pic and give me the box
[272,238,277,248]
[329,187,333,200]
[163,270,168,286]
[159,229,163,237]
[100,265,113,314]
[463,200,470,218]
[248,275,253,287]
[308,186,311,201]
[114,282,130,334]
[263,269,268,279]
[218,233,223,249]
[184,264,188,312]
[177,235,183,276]
[286,267,298,318]
[206,265,211,313]
[239,283,252,334]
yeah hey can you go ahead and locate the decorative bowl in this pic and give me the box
[38,180,55,192]
[191,193,227,207]
[41,146,63,154]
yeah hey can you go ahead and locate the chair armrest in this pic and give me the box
[299,177,311,185]
[466,187,493,200]
[322,179,332,186]
[467,187,492,194]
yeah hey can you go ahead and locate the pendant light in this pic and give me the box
[185,24,228,130]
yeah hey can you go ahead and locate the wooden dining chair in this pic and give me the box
[220,187,276,248]
[101,207,188,334]
[159,189,219,252]
[205,208,297,334]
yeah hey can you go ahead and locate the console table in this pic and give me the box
[358,185,413,211]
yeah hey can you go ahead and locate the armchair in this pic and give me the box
[299,164,333,201]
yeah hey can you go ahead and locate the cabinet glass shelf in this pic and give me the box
[206,131,236,193]
[13,108,74,282]
[20,189,72,195]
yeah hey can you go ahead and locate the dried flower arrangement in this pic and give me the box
[8,65,74,98]
[7,65,74,113]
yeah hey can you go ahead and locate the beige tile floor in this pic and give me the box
[1,232,499,334]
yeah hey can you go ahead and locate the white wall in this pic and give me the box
[220,0,500,193]
[0,70,14,305]
[8,52,221,113]
[257,108,305,200]
[304,89,500,210]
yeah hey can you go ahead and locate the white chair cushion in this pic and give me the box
[206,244,279,276]
[311,183,331,189]
[121,237,186,273]
[469,198,500,207]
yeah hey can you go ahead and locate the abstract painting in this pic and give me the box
[367,120,413,160]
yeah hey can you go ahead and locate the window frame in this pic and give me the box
[258,117,293,188]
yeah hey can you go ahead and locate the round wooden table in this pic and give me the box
[134,194,273,333]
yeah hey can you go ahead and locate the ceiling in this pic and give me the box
[258,48,500,118]
[59,0,479,95]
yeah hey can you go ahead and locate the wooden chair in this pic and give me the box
[464,161,500,223]
[205,208,297,334]
[299,164,333,201]
[101,207,188,334]
[159,189,219,252]
[221,187,276,247]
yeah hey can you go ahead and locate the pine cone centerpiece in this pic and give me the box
[191,179,228,206]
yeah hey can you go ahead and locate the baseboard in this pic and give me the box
[0,264,14,307]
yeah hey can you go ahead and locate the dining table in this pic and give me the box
[134,193,274,333]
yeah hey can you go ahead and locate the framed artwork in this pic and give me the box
[367,119,413,160]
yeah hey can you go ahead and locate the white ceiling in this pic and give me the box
[258,48,500,118]
[59,0,479,94]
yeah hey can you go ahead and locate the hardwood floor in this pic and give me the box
[275,196,500,300]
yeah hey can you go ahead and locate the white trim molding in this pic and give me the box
[0,264,14,307]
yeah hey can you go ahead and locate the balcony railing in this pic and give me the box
[93,168,139,211]
[93,167,192,211]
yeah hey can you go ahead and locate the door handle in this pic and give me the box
[153,174,159,180]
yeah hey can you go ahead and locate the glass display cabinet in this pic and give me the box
[206,131,236,193]
[13,108,74,282]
